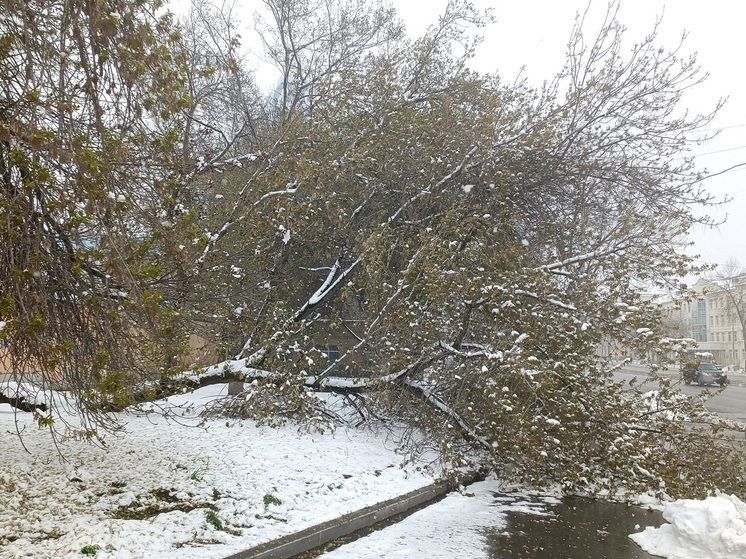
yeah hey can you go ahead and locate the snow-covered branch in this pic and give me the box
[514,289,578,311]
[196,179,299,268]
[293,257,362,322]
[403,379,492,450]
[437,341,503,361]
[387,145,478,224]
[536,251,599,272]
[194,140,293,268]
[310,249,424,386]
[0,390,47,413]
[536,244,632,273]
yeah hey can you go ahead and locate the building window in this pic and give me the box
[693,300,707,342]
[319,345,340,362]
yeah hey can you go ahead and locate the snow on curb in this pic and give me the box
[224,481,457,559]
[0,384,435,559]
[629,493,746,559]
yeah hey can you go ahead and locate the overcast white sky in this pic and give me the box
[181,0,746,271]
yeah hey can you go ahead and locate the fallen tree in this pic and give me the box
[5,0,744,499]
[168,1,743,499]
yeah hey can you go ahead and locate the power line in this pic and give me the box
[692,122,746,133]
[696,144,746,157]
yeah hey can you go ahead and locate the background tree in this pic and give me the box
[0,0,186,430]
[711,258,746,370]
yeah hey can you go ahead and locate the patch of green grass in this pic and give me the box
[263,493,282,508]
[80,545,100,556]
[205,510,223,530]
[255,513,287,523]
[111,501,216,520]
[187,458,210,482]
[151,488,179,503]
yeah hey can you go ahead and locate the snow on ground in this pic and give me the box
[630,493,746,559]
[317,481,552,559]
[0,384,435,559]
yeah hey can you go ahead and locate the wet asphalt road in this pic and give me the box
[488,496,665,559]
[613,365,746,423]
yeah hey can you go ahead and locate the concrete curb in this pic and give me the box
[222,475,476,559]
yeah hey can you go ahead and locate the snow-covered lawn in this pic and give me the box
[0,384,435,559]
[630,493,746,559]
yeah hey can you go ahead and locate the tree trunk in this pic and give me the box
[0,391,47,413]
[228,381,244,396]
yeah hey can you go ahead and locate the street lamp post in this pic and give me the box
[732,321,735,369]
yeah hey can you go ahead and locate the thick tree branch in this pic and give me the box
[0,391,47,413]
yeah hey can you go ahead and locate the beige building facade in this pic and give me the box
[659,278,746,370]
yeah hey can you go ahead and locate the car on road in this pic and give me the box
[682,362,728,387]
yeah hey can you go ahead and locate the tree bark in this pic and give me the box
[228,381,244,395]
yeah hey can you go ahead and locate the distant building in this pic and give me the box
[658,278,745,369]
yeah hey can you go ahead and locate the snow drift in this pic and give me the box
[630,493,746,559]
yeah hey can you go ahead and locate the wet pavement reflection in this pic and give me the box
[488,495,665,559]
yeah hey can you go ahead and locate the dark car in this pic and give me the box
[682,362,728,387]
